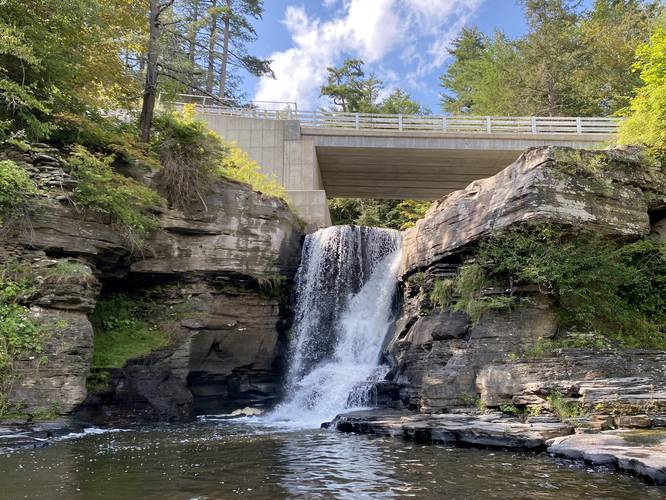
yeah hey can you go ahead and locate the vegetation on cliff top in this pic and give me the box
[618,23,666,163]
[66,146,165,249]
[441,0,661,117]
[153,109,290,209]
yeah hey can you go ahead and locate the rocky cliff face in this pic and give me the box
[386,146,666,419]
[0,145,303,420]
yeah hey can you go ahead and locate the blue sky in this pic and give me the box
[246,0,593,112]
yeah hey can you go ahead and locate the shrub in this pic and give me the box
[429,278,455,311]
[476,224,666,349]
[152,111,290,209]
[52,112,160,170]
[0,266,42,415]
[67,146,164,249]
[216,143,289,202]
[152,112,226,209]
[89,294,169,369]
[0,159,36,226]
[451,263,516,323]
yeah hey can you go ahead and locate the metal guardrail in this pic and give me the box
[173,97,620,135]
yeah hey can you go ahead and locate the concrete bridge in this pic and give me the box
[184,101,619,229]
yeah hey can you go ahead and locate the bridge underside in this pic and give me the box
[316,146,520,199]
[196,113,613,230]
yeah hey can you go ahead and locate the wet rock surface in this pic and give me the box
[547,430,666,484]
[331,409,574,450]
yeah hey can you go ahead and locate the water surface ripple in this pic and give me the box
[0,422,663,499]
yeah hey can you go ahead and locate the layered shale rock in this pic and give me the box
[0,145,303,420]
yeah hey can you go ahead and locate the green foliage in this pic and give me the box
[152,111,227,209]
[0,159,37,226]
[152,111,290,209]
[547,392,587,421]
[246,273,290,299]
[441,1,661,116]
[430,279,455,311]
[43,260,94,284]
[457,392,486,412]
[618,24,666,163]
[216,143,289,203]
[0,0,144,141]
[477,224,666,349]
[85,369,113,393]
[407,272,426,288]
[0,266,42,415]
[522,331,613,358]
[328,198,430,230]
[52,112,160,171]
[451,263,516,323]
[89,294,169,370]
[499,402,527,417]
[67,146,164,249]
[321,58,426,114]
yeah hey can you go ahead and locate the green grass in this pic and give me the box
[43,259,94,284]
[89,294,169,369]
[547,392,587,421]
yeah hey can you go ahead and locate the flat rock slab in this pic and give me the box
[331,409,573,450]
[547,430,666,485]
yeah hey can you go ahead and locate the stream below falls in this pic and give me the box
[0,421,663,499]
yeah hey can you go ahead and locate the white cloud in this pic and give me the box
[254,0,484,109]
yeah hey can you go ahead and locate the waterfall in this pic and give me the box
[265,225,402,428]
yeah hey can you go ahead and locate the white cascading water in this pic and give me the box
[264,225,402,428]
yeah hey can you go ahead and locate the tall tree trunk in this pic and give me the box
[188,0,200,69]
[139,0,161,143]
[206,0,218,94]
[218,0,231,99]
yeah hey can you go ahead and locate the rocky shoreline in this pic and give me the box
[329,409,666,485]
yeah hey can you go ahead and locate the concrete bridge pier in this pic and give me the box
[199,113,330,230]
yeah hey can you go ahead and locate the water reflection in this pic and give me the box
[278,431,404,499]
[0,422,663,499]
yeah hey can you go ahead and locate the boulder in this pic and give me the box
[402,146,665,275]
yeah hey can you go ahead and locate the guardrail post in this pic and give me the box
[485,116,492,133]
[531,117,537,134]
[576,117,582,134]
[355,113,360,130]
[442,116,447,132]
[398,114,403,131]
